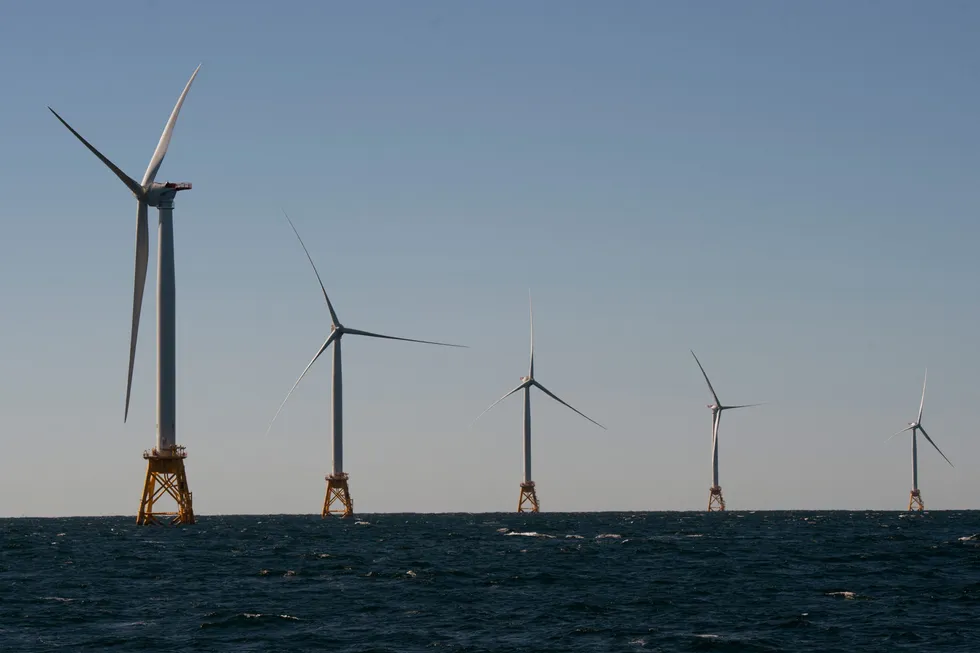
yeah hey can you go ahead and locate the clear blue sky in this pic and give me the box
[1,1,978,516]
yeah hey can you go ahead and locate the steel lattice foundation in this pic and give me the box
[137,447,194,525]
[323,473,354,518]
[518,481,539,513]
[908,489,924,512]
[707,485,726,512]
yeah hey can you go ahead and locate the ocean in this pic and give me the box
[2,511,978,651]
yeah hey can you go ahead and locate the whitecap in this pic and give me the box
[506,531,555,538]
[596,533,621,539]
[565,534,584,539]
[958,534,979,541]
[355,520,370,525]
[496,527,510,533]
[826,591,858,599]
[42,596,74,603]
[405,570,417,577]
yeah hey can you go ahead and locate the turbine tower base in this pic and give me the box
[518,481,540,513]
[908,489,924,512]
[707,485,726,512]
[323,473,354,518]
[137,446,195,525]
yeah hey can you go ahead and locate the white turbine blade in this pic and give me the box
[344,327,467,348]
[282,210,340,326]
[725,403,764,410]
[141,64,201,187]
[886,425,914,442]
[917,369,927,425]
[918,425,953,468]
[528,289,534,378]
[471,382,526,427]
[124,200,149,422]
[691,350,721,406]
[532,381,606,430]
[48,107,143,197]
[266,331,337,435]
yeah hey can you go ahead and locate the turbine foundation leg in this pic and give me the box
[707,485,726,512]
[908,489,924,512]
[518,481,539,513]
[136,446,194,525]
[323,473,354,518]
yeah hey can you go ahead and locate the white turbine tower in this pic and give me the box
[473,294,605,513]
[691,351,761,512]
[888,370,953,511]
[49,65,201,525]
[268,214,466,518]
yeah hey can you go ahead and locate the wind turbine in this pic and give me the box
[49,65,202,525]
[473,294,605,513]
[691,350,762,512]
[888,370,953,511]
[268,214,466,518]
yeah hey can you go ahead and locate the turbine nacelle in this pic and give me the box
[143,181,192,206]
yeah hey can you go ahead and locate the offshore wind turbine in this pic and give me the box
[49,66,201,525]
[691,351,762,512]
[888,370,953,511]
[268,214,466,518]
[473,294,605,513]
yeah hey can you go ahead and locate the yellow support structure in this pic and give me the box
[909,489,924,511]
[707,485,726,512]
[136,446,194,525]
[518,481,539,513]
[323,473,354,518]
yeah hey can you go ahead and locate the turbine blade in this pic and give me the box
[528,289,534,378]
[886,425,915,442]
[691,350,721,406]
[917,369,927,425]
[532,381,606,430]
[918,425,954,468]
[48,107,143,197]
[344,327,467,348]
[141,64,201,187]
[266,331,337,435]
[471,382,526,427]
[725,403,764,410]
[282,210,340,326]
[124,200,149,422]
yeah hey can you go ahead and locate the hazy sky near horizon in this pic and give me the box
[2,1,979,516]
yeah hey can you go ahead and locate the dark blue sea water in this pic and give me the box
[2,512,979,651]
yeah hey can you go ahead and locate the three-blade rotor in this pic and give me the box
[691,350,762,413]
[266,213,466,433]
[888,369,953,468]
[472,294,605,430]
[49,64,202,422]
